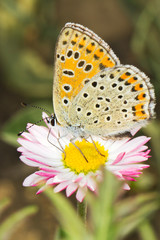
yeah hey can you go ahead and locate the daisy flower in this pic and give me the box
[17,113,151,202]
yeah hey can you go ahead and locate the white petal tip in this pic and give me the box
[123,183,130,190]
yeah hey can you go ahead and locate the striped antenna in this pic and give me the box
[21,102,52,115]
[18,102,56,136]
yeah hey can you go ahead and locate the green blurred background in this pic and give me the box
[0,0,160,239]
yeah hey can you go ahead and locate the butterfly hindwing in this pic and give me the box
[68,65,155,136]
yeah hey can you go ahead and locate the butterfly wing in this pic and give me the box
[53,23,120,126]
[69,65,155,137]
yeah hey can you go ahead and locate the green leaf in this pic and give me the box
[143,121,160,176]
[88,171,120,240]
[138,221,158,240]
[44,188,85,240]
[0,198,11,215]
[115,192,159,219]
[115,198,159,239]
[54,227,69,240]
[1,101,53,147]
[1,47,52,98]
[0,205,38,240]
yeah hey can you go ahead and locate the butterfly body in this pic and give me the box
[53,23,155,138]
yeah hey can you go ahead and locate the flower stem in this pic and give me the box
[77,200,87,223]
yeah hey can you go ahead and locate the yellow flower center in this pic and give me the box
[62,139,108,175]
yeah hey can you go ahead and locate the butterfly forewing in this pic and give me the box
[53,23,120,126]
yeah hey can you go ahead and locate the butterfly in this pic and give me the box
[53,22,155,138]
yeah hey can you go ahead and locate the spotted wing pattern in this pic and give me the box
[69,65,155,136]
[53,22,120,126]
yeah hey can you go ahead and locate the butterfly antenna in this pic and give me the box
[18,119,46,136]
[21,102,52,115]
[18,102,56,136]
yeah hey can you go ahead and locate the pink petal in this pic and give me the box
[22,151,62,166]
[87,177,97,191]
[120,155,148,164]
[23,173,44,186]
[120,136,150,153]
[108,139,129,153]
[130,126,141,136]
[66,183,78,197]
[36,185,48,194]
[76,187,87,202]
[18,138,61,158]
[36,171,56,178]
[112,152,125,164]
[75,173,84,182]
[123,183,130,190]
[20,156,44,167]
[54,182,69,193]
[52,172,75,183]
[19,132,37,142]
[79,177,87,188]
[39,167,59,173]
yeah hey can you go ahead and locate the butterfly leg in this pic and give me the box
[57,132,67,159]
[70,137,88,163]
[89,135,105,157]
[47,128,66,158]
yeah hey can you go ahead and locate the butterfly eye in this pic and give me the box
[51,118,55,126]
